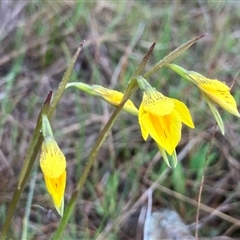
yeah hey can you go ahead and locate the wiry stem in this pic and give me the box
[144,34,206,79]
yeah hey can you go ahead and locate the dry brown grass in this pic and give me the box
[1,1,240,239]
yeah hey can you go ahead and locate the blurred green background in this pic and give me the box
[1,1,240,239]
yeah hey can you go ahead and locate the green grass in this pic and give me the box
[1,1,240,239]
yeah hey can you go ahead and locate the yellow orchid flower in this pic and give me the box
[137,77,194,166]
[40,115,66,216]
[168,64,240,134]
[188,72,239,116]
[92,85,138,115]
[66,83,138,115]
[168,64,240,116]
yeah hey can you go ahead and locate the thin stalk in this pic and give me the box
[144,34,206,79]
[134,42,155,77]
[48,44,83,118]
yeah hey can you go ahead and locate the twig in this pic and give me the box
[143,189,153,240]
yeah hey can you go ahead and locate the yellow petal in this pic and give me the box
[188,72,240,117]
[172,99,195,128]
[92,85,138,115]
[141,110,182,155]
[140,112,164,146]
[93,86,123,104]
[158,110,182,154]
[40,137,66,178]
[44,170,66,215]
[201,89,239,117]
[188,72,230,91]
[142,90,174,116]
[139,103,149,140]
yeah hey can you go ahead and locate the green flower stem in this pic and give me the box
[66,82,95,95]
[144,34,206,79]
[134,42,156,77]
[51,77,138,240]
[48,45,83,118]
[0,44,83,240]
[166,64,193,82]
